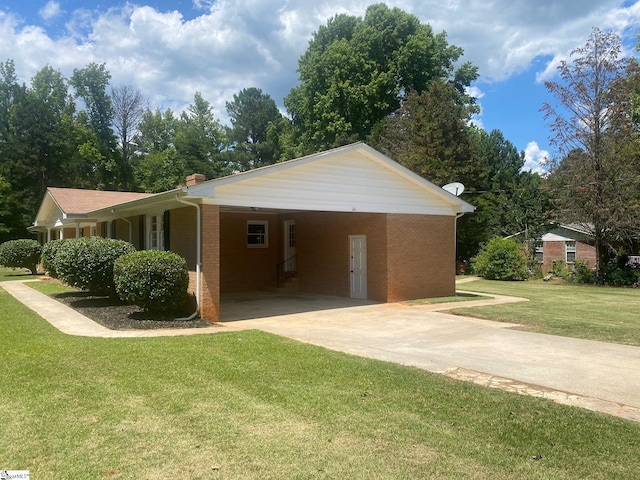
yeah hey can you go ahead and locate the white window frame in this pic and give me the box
[147,213,164,251]
[565,241,576,264]
[534,244,544,263]
[247,220,268,248]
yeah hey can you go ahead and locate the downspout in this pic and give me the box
[175,194,201,320]
[455,212,465,277]
[110,209,132,243]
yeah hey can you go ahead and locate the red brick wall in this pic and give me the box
[386,214,455,301]
[577,242,597,267]
[286,211,388,300]
[541,241,565,272]
[219,212,279,292]
[541,240,596,272]
[200,204,220,322]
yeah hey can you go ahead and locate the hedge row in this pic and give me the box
[1,237,190,313]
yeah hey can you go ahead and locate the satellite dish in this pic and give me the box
[442,182,465,196]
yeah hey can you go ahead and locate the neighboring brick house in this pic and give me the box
[508,223,596,273]
[30,143,475,322]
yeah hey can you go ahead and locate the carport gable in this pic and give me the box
[186,142,473,215]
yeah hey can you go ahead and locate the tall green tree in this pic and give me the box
[0,64,78,239]
[371,83,480,187]
[134,107,183,192]
[70,63,119,189]
[285,3,477,153]
[225,87,283,171]
[543,27,640,284]
[457,129,550,262]
[0,174,12,239]
[174,92,227,179]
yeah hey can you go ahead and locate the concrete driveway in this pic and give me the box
[223,291,640,422]
[3,280,640,421]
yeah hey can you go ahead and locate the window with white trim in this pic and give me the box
[565,241,576,263]
[534,244,544,263]
[148,213,164,250]
[247,220,268,248]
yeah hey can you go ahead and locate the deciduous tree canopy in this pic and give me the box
[543,27,640,283]
[285,3,477,153]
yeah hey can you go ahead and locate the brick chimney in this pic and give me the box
[186,173,206,186]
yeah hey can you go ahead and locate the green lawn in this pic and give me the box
[0,266,38,281]
[2,285,640,478]
[455,279,640,346]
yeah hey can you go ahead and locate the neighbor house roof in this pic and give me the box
[506,222,594,241]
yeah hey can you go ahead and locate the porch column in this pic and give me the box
[200,204,220,322]
[75,224,80,238]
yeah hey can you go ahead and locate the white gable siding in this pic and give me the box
[197,151,462,216]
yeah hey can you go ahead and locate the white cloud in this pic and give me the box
[523,141,549,174]
[465,85,484,100]
[39,1,62,22]
[1,0,640,126]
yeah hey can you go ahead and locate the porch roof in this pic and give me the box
[31,188,159,230]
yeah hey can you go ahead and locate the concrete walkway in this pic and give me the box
[2,279,640,422]
[1,280,223,338]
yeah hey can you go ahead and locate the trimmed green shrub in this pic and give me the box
[0,239,42,274]
[472,237,528,281]
[114,250,189,313]
[40,239,68,278]
[55,237,136,295]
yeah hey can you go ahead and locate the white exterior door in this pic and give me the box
[349,235,367,299]
[284,220,296,272]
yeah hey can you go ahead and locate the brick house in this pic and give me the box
[507,223,597,272]
[30,143,475,322]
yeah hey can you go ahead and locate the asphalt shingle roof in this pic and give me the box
[47,187,153,215]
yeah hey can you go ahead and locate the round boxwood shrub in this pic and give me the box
[40,238,68,278]
[472,237,528,281]
[114,250,189,313]
[0,239,42,274]
[55,237,136,295]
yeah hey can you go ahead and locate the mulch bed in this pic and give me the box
[52,290,213,330]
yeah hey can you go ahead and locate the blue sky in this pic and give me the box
[2,1,640,173]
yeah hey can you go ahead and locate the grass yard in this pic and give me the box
[0,266,37,281]
[2,284,640,478]
[455,279,640,346]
